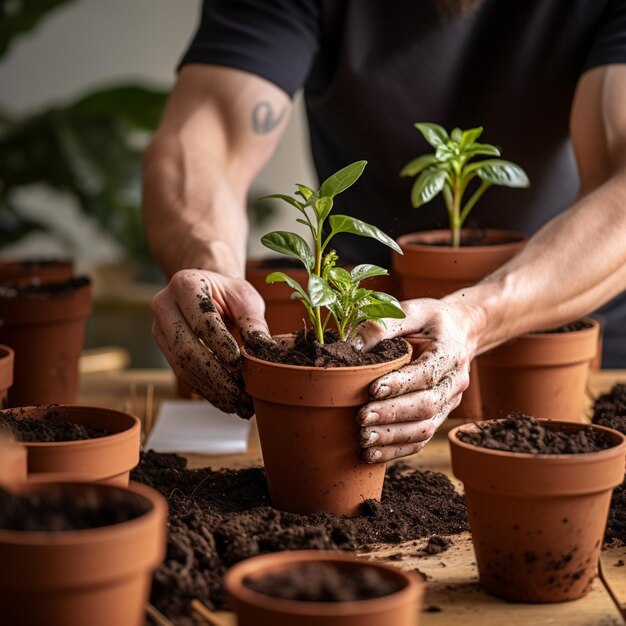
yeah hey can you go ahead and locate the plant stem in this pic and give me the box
[314,226,324,344]
[459,180,491,227]
[451,183,461,248]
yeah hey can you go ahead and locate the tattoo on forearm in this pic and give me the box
[251,101,287,134]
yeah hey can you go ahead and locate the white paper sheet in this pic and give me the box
[144,400,250,454]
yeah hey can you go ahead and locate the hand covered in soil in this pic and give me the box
[151,269,272,418]
[353,298,476,463]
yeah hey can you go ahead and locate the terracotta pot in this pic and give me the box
[393,229,526,421]
[0,258,74,287]
[225,550,423,626]
[0,434,27,489]
[476,318,600,421]
[1,405,141,486]
[0,345,14,408]
[241,340,412,516]
[449,419,626,602]
[0,276,92,406]
[0,480,167,626]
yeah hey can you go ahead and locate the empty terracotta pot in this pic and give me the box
[0,345,14,408]
[1,405,140,486]
[477,318,600,421]
[0,434,26,489]
[0,276,92,406]
[241,340,412,516]
[0,258,74,287]
[449,419,626,602]
[226,550,423,626]
[393,229,526,421]
[0,480,167,626]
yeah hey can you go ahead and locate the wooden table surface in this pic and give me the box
[79,368,626,625]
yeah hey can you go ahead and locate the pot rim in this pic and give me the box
[0,480,166,546]
[448,418,626,463]
[1,405,140,450]
[396,228,527,253]
[510,317,599,342]
[241,337,412,372]
[225,550,422,615]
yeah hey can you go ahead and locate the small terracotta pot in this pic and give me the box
[0,276,92,406]
[0,345,14,408]
[0,258,74,287]
[393,229,526,421]
[476,318,600,421]
[0,434,27,489]
[0,480,167,626]
[225,550,423,626]
[242,340,411,516]
[1,405,141,486]
[449,419,626,602]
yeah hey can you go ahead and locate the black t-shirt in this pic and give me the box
[179,0,626,366]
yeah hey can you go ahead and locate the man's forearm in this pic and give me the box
[142,133,248,280]
[444,169,626,355]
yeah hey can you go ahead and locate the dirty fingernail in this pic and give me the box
[364,449,382,463]
[351,335,365,351]
[363,411,379,425]
[374,384,391,399]
[363,430,380,446]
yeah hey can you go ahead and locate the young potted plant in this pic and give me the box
[0,405,141,485]
[241,161,412,517]
[225,550,423,626]
[477,318,600,421]
[449,415,626,603]
[0,479,167,626]
[394,123,529,419]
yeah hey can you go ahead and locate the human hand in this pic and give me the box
[354,298,477,463]
[151,269,272,418]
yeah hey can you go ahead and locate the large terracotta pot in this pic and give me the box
[225,550,423,626]
[0,480,167,626]
[0,345,14,408]
[449,419,626,602]
[392,229,526,421]
[476,318,600,421]
[0,258,74,287]
[0,276,92,406]
[1,405,140,486]
[241,340,412,516]
[0,434,26,489]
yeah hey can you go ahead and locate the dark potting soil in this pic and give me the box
[592,383,626,435]
[244,329,408,367]
[606,480,626,546]
[0,275,90,299]
[456,414,617,454]
[532,320,593,334]
[410,232,522,247]
[132,451,468,624]
[244,562,403,602]
[0,485,149,531]
[0,408,112,443]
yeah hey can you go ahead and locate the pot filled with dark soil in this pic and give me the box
[0,275,92,406]
[476,318,600,421]
[393,229,526,422]
[0,258,74,288]
[225,550,423,626]
[0,433,26,489]
[242,331,411,516]
[0,480,166,626]
[0,345,14,407]
[449,414,626,602]
[0,405,141,485]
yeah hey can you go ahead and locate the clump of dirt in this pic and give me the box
[132,451,468,625]
[532,320,593,334]
[244,329,408,367]
[592,383,626,435]
[244,562,403,602]
[0,485,149,531]
[0,408,112,443]
[457,414,617,454]
[606,481,626,546]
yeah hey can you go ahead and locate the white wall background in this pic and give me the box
[0,0,316,265]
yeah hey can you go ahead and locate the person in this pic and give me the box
[143,0,626,463]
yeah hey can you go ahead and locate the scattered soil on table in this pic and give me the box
[244,562,403,602]
[532,320,593,334]
[244,329,408,367]
[133,452,468,625]
[0,408,112,443]
[0,485,149,531]
[592,383,626,435]
[419,535,452,556]
[0,275,90,299]
[457,414,617,454]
